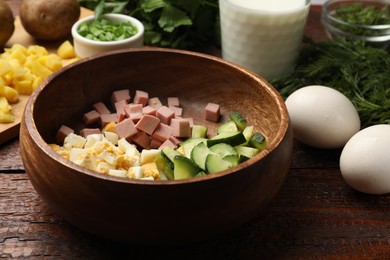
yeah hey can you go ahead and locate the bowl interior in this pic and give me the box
[30,48,288,180]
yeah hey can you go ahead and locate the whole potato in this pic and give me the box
[20,0,80,41]
[0,0,15,47]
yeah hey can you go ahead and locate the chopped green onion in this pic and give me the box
[77,18,138,42]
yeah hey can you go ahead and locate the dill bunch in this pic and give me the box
[270,38,390,128]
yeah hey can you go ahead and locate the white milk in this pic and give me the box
[219,0,310,79]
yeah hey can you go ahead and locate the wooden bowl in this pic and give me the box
[19,48,293,245]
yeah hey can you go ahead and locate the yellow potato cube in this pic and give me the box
[0,59,13,77]
[28,60,53,79]
[0,96,12,113]
[57,40,76,59]
[13,79,33,95]
[27,45,49,56]
[38,54,63,72]
[32,76,43,90]
[0,85,19,103]
[8,44,28,54]
[8,48,27,64]
[0,111,15,123]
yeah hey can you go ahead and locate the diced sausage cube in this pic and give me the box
[115,99,127,118]
[56,125,74,144]
[150,138,163,149]
[111,89,130,105]
[142,105,157,116]
[170,118,191,138]
[100,113,118,127]
[93,101,111,115]
[135,115,161,135]
[133,90,149,106]
[131,131,151,149]
[83,110,100,125]
[169,106,183,117]
[152,123,173,142]
[148,97,163,109]
[115,118,138,140]
[169,136,182,146]
[204,102,220,122]
[167,97,180,107]
[156,106,175,125]
[124,103,143,123]
[159,139,177,150]
[80,128,101,138]
[181,117,194,127]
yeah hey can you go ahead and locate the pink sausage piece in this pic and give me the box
[131,131,151,149]
[135,115,161,135]
[100,113,118,127]
[150,138,163,149]
[167,97,180,107]
[169,106,183,117]
[56,125,74,144]
[93,101,111,115]
[80,128,101,138]
[158,138,177,150]
[152,123,173,142]
[115,118,138,140]
[114,99,127,118]
[83,110,101,125]
[133,90,149,107]
[124,103,143,123]
[142,105,157,116]
[111,89,131,105]
[204,102,220,122]
[148,97,163,109]
[170,118,191,138]
[156,106,175,125]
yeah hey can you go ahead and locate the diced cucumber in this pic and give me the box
[207,131,246,147]
[206,154,233,174]
[229,112,247,130]
[249,132,267,150]
[195,171,207,177]
[163,160,175,180]
[217,120,238,134]
[162,146,181,162]
[191,142,214,170]
[223,154,239,166]
[235,145,260,159]
[242,125,254,144]
[155,153,168,172]
[173,155,201,180]
[192,125,208,138]
[209,143,237,158]
[179,137,207,159]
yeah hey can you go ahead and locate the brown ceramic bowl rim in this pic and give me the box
[25,47,290,185]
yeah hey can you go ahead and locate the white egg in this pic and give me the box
[340,124,390,195]
[285,85,360,149]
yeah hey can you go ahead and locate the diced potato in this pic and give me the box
[0,97,14,123]
[27,45,49,56]
[57,40,76,59]
[0,85,19,103]
[0,111,15,123]
[38,54,63,72]
[28,60,53,79]
[0,59,13,77]
[13,79,34,95]
[0,96,12,113]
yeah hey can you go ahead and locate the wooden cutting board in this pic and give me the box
[0,7,94,145]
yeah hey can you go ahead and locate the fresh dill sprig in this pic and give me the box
[270,38,390,128]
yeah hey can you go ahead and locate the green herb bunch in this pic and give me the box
[332,3,390,36]
[271,38,390,128]
[78,0,220,49]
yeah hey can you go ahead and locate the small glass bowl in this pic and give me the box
[321,0,390,48]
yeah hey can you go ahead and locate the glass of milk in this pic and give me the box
[219,0,310,79]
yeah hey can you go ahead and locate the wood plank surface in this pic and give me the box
[2,1,390,259]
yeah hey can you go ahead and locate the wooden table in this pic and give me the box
[2,1,390,258]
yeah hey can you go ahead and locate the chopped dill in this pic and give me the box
[270,38,390,128]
